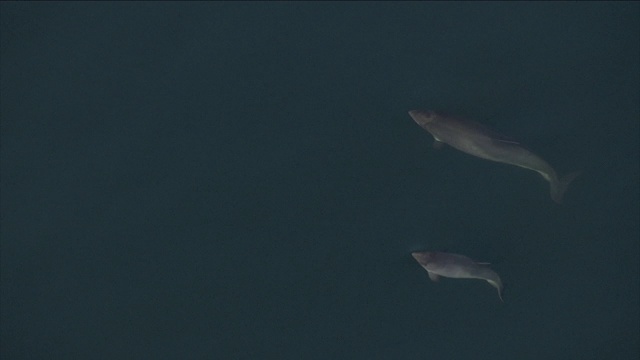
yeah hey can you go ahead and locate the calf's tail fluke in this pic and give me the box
[551,171,581,204]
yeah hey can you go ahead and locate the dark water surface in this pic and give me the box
[2,2,638,359]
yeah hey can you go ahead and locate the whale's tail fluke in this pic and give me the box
[551,171,581,204]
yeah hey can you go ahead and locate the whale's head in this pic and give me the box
[408,110,437,127]
[411,251,436,266]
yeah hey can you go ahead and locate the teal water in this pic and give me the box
[1,2,638,359]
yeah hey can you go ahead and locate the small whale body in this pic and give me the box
[409,110,580,203]
[412,251,504,302]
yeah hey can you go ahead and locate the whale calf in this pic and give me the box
[412,251,504,301]
[409,110,579,203]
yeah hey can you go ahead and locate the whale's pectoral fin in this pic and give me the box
[433,140,445,149]
[427,271,440,282]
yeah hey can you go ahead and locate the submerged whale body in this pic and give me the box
[409,110,579,203]
[412,251,503,301]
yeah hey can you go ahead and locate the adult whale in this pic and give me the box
[409,110,579,203]
[412,251,503,302]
